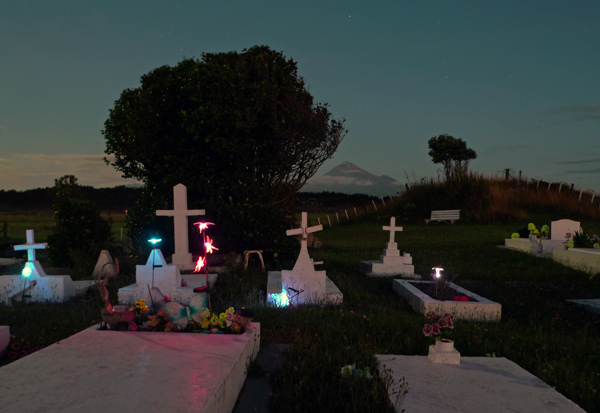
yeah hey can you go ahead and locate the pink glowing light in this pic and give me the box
[194,222,214,233]
[194,256,205,273]
[204,236,218,254]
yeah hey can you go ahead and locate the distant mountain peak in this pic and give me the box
[302,161,402,196]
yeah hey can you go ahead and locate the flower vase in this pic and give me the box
[436,338,454,352]
[101,305,136,331]
[428,338,460,364]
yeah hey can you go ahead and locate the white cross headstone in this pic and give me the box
[286,212,323,249]
[383,217,403,244]
[14,229,47,262]
[156,184,205,269]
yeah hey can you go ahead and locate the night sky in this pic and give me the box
[1,1,599,192]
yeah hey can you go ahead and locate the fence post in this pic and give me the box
[353,207,357,216]
[558,182,563,192]
[327,215,332,227]
[345,209,349,220]
[318,217,321,226]
[547,182,552,191]
[335,212,340,223]
[579,189,583,201]
[372,200,378,212]
[591,191,595,204]
[537,179,541,188]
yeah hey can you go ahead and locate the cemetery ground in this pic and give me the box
[1,212,600,411]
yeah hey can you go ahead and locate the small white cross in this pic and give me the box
[383,217,403,243]
[14,229,47,262]
[286,212,323,248]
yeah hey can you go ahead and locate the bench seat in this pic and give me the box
[425,209,460,224]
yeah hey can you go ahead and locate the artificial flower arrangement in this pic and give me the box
[133,294,254,334]
[563,231,600,250]
[423,311,454,341]
[510,223,549,239]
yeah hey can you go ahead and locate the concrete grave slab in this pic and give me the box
[553,248,600,275]
[392,279,501,321]
[360,217,417,277]
[376,355,585,412]
[0,324,260,413]
[566,298,600,315]
[0,325,9,355]
[0,229,94,305]
[268,212,342,305]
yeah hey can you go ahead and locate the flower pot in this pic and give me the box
[101,305,136,331]
[435,338,454,352]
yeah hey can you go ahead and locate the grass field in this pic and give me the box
[2,207,599,411]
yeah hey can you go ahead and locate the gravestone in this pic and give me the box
[118,246,216,306]
[360,217,418,278]
[156,183,205,270]
[0,229,94,305]
[267,212,342,305]
[91,250,118,279]
[541,219,581,255]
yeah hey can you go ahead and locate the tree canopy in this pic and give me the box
[103,46,346,253]
[427,134,477,180]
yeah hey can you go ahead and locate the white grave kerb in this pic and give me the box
[156,184,205,269]
[14,229,47,276]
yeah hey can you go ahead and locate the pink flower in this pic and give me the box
[423,323,433,336]
[432,324,441,335]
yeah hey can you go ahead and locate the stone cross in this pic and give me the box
[14,229,47,262]
[156,184,205,267]
[383,217,403,243]
[286,212,323,249]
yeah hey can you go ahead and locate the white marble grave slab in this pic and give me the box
[376,355,585,412]
[0,324,260,413]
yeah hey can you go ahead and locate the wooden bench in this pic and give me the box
[425,209,460,224]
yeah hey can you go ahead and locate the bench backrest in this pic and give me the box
[431,210,460,219]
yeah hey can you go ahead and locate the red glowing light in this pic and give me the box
[194,222,214,233]
[194,256,205,273]
[204,236,218,254]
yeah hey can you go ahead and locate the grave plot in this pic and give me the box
[267,212,342,306]
[376,355,585,412]
[553,247,600,275]
[359,216,419,278]
[0,324,260,412]
[0,229,94,305]
[503,219,581,257]
[393,279,501,321]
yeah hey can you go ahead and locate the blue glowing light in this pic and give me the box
[268,285,291,307]
[22,265,33,277]
[148,238,162,245]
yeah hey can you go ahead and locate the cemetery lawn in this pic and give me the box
[2,215,600,411]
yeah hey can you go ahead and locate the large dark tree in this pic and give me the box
[103,46,346,254]
[428,134,477,181]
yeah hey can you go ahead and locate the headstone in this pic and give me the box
[91,250,117,279]
[118,246,216,306]
[0,229,94,305]
[267,212,342,305]
[551,219,581,241]
[360,217,418,278]
[156,183,205,270]
[13,229,47,276]
[540,219,582,255]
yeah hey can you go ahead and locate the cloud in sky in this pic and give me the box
[0,153,140,191]
[548,105,600,121]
